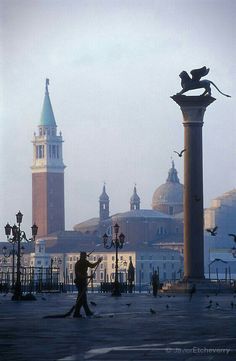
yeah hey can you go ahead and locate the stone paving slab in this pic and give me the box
[0,292,236,360]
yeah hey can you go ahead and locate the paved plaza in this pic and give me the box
[0,291,236,361]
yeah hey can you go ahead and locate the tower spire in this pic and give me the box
[99,183,109,220]
[40,78,56,127]
[130,184,140,210]
[166,160,180,183]
[45,78,49,93]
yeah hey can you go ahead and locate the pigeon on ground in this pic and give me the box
[215,302,220,309]
[150,308,156,314]
[90,301,97,306]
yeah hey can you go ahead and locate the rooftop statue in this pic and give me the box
[176,66,231,97]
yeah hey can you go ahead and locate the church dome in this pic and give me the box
[152,162,183,215]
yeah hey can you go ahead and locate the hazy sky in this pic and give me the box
[0,0,235,240]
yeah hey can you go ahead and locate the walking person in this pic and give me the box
[151,270,159,297]
[73,252,102,318]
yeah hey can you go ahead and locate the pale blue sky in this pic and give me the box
[0,0,235,239]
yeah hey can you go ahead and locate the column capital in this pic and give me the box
[171,95,216,125]
[171,94,216,108]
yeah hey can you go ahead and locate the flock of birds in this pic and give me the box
[1,293,236,317]
[206,227,236,252]
[86,291,236,315]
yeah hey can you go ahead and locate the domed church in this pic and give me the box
[74,162,184,248]
[152,161,184,215]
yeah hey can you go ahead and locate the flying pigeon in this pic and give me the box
[174,149,186,157]
[206,226,218,236]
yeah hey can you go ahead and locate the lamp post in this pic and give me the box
[103,223,125,296]
[4,211,38,300]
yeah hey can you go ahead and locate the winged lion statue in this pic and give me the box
[177,66,231,97]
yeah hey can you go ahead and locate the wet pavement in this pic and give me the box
[0,291,236,360]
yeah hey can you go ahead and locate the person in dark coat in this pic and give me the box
[151,270,159,297]
[73,252,102,318]
[127,257,135,293]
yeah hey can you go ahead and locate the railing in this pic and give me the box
[0,266,63,293]
[100,282,128,293]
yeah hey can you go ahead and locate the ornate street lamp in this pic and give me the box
[4,211,38,300]
[103,223,125,296]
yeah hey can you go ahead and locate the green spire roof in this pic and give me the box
[40,79,56,127]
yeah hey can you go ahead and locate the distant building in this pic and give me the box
[74,162,184,251]
[204,189,236,279]
[4,83,185,287]
[1,160,184,288]
[31,80,66,237]
[25,245,183,287]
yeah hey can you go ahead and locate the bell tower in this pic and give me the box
[32,79,65,237]
[99,184,109,221]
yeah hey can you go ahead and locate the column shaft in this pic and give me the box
[171,95,215,280]
[183,119,204,278]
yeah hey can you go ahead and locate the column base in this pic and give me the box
[162,278,235,294]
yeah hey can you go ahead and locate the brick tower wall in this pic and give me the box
[32,172,65,237]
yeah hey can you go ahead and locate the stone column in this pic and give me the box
[171,95,215,280]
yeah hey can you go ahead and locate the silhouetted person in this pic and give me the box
[151,271,159,297]
[127,257,135,293]
[189,283,196,301]
[73,252,102,318]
